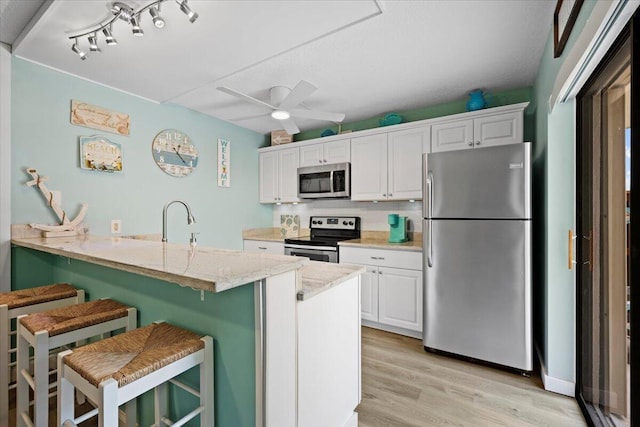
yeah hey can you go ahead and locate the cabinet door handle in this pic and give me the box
[323,159,327,163]
[388,193,392,197]
[382,193,387,197]
[258,247,267,250]
[475,141,481,146]
[370,256,385,260]
[468,141,474,146]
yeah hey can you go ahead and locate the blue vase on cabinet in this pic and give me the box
[466,90,488,111]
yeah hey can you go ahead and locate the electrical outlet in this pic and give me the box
[111,219,122,234]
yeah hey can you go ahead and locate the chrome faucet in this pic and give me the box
[162,200,196,243]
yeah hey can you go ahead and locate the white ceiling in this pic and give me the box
[6,0,555,135]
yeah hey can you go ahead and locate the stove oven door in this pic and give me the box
[284,244,338,263]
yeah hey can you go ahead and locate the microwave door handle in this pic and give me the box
[330,170,334,193]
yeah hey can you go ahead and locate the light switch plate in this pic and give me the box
[111,219,122,234]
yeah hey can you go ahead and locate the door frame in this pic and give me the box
[575,11,638,426]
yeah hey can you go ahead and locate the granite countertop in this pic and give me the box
[297,261,365,301]
[11,235,308,293]
[339,231,423,252]
[242,227,310,242]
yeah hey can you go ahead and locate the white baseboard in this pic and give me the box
[535,344,575,397]
[344,412,358,427]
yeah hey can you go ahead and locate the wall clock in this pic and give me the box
[152,129,199,177]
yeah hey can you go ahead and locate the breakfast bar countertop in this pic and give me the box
[11,234,308,293]
[297,261,365,301]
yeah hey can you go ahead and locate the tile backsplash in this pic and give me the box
[273,200,423,232]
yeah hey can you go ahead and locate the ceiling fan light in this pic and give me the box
[149,7,165,28]
[271,110,291,120]
[131,15,144,36]
[88,33,101,52]
[178,0,198,23]
[71,39,87,60]
[102,25,117,45]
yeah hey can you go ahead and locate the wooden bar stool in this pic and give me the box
[16,299,137,427]
[58,322,214,427]
[0,283,84,427]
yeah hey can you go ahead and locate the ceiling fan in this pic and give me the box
[217,80,345,135]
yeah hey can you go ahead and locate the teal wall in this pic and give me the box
[532,0,598,384]
[11,58,272,248]
[12,246,257,427]
[295,87,533,142]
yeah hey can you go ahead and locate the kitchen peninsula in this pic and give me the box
[10,233,363,427]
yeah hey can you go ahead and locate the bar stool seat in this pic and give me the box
[0,283,84,427]
[16,299,136,427]
[58,322,214,427]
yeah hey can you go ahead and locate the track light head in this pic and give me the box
[88,33,101,52]
[177,0,198,23]
[102,25,117,45]
[149,6,165,28]
[71,39,87,60]
[131,15,144,36]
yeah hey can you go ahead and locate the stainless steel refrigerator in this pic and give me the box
[422,142,532,372]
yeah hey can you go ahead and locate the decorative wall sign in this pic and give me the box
[79,135,123,172]
[218,139,230,187]
[71,100,130,135]
[553,0,584,58]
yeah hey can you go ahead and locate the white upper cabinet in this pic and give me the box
[387,127,430,200]
[432,110,523,152]
[299,139,350,167]
[350,134,388,201]
[259,147,300,203]
[351,126,429,201]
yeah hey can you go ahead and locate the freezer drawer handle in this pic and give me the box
[370,256,385,260]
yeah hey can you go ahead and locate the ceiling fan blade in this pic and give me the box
[217,86,277,111]
[289,108,346,123]
[278,80,317,109]
[280,118,300,135]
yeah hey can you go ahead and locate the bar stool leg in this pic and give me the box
[154,381,168,426]
[0,305,8,427]
[58,350,75,425]
[201,336,214,427]
[98,379,119,427]
[16,322,29,427]
[124,307,137,427]
[33,330,50,427]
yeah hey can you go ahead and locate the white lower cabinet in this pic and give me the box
[340,247,422,338]
[243,239,284,254]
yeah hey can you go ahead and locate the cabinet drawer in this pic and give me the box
[243,240,284,254]
[340,246,422,270]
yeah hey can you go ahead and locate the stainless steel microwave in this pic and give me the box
[298,162,350,199]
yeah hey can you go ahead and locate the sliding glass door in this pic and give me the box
[576,12,637,426]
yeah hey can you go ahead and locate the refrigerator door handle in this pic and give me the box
[426,170,434,267]
[427,218,433,267]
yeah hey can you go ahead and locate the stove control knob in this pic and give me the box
[318,220,323,225]
[312,220,317,225]
[342,221,348,225]
[348,221,354,226]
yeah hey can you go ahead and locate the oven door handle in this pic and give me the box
[284,244,338,252]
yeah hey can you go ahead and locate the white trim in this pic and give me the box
[551,0,640,108]
[0,43,11,292]
[536,343,575,397]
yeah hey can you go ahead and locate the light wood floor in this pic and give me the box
[357,327,586,427]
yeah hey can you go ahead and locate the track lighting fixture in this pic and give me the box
[71,39,86,60]
[130,15,144,36]
[69,0,200,60]
[102,25,117,45]
[149,6,165,28]
[177,0,198,23]
[88,33,101,52]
